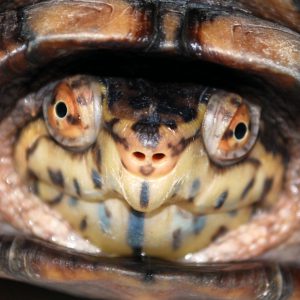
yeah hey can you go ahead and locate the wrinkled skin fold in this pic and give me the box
[0,0,299,299]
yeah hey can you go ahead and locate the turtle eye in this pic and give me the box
[42,76,104,151]
[202,91,261,165]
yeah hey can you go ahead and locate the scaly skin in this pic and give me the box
[0,96,100,254]
[7,75,292,261]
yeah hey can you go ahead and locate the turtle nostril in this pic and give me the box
[133,151,146,161]
[152,153,165,161]
[118,144,178,177]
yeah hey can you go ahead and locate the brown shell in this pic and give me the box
[1,235,300,300]
[0,0,299,299]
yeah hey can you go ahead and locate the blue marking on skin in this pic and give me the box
[127,209,144,254]
[193,215,206,234]
[140,182,149,208]
[228,209,238,217]
[191,179,201,196]
[171,181,181,197]
[215,191,228,209]
[68,197,78,207]
[188,179,201,201]
[98,203,111,234]
[92,169,102,189]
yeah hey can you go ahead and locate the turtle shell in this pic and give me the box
[0,0,299,299]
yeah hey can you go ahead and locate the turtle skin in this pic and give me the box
[0,0,299,299]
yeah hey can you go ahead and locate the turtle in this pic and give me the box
[0,0,299,299]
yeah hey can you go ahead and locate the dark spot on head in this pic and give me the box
[92,169,102,189]
[80,216,88,231]
[222,129,233,141]
[211,226,228,242]
[140,182,149,208]
[73,178,81,197]
[66,114,80,125]
[172,228,182,250]
[131,119,161,149]
[241,178,255,200]
[214,191,228,209]
[258,177,274,202]
[26,139,40,161]
[189,179,201,199]
[48,193,64,205]
[48,168,64,188]
[193,216,206,235]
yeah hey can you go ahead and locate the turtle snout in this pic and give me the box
[121,147,176,178]
[116,129,180,178]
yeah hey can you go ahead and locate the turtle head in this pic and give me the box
[100,78,204,211]
[13,75,286,257]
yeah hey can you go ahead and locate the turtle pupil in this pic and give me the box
[234,122,247,140]
[55,102,68,118]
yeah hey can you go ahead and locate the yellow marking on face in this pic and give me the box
[13,78,286,259]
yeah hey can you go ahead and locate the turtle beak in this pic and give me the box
[114,125,183,212]
[120,169,177,212]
